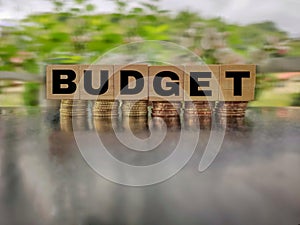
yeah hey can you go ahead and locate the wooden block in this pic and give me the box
[113,65,148,100]
[149,66,184,101]
[220,64,256,90]
[220,88,255,101]
[79,65,114,100]
[46,64,80,99]
[184,65,220,101]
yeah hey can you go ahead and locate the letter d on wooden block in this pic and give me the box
[46,64,80,99]
[220,64,256,101]
[149,66,184,101]
[114,65,148,100]
[79,65,114,100]
[184,65,220,101]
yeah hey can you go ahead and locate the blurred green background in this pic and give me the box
[0,0,299,107]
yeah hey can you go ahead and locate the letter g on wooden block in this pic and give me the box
[148,66,184,101]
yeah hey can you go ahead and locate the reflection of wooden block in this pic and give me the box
[79,65,114,100]
[184,65,220,101]
[114,65,148,100]
[220,88,255,101]
[46,64,80,99]
[149,66,184,101]
[220,64,256,90]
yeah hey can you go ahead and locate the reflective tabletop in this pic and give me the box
[0,107,300,225]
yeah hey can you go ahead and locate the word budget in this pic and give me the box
[46,64,256,101]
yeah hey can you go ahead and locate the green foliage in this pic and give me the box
[291,93,300,106]
[23,82,40,106]
[254,73,278,99]
[288,40,300,56]
[0,0,298,74]
[86,4,95,12]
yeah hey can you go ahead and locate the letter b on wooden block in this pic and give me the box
[184,65,220,101]
[220,65,256,101]
[149,66,184,101]
[46,65,80,99]
[114,65,148,100]
[79,65,114,100]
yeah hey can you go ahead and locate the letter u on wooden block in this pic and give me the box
[46,64,80,99]
[184,65,220,101]
[79,65,114,100]
[114,65,149,100]
[220,64,256,101]
[148,66,184,101]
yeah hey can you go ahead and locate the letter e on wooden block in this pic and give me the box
[46,64,80,99]
[220,64,256,101]
[79,65,114,100]
[184,65,220,101]
[114,64,148,100]
[149,66,184,101]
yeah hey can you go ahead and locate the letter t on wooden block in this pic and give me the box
[149,66,184,101]
[114,65,149,100]
[79,65,114,100]
[184,65,220,101]
[46,64,80,99]
[220,65,256,101]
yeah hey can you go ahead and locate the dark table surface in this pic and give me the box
[0,107,300,225]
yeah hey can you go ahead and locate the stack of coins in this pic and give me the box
[151,101,182,117]
[216,101,248,117]
[60,116,73,131]
[121,100,148,117]
[93,100,119,117]
[60,100,87,117]
[184,101,213,117]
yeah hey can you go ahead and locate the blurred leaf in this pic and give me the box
[101,33,123,44]
[75,0,85,4]
[116,0,127,8]
[141,3,158,12]
[50,32,70,42]
[144,15,157,22]
[86,4,95,12]
[158,10,169,14]
[56,13,72,22]
[53,0,64,10]
[140,24,169,40]
[23,82,40,106]
[70,7,81,13]
[131,7,143,14]
[23,59,39,73]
